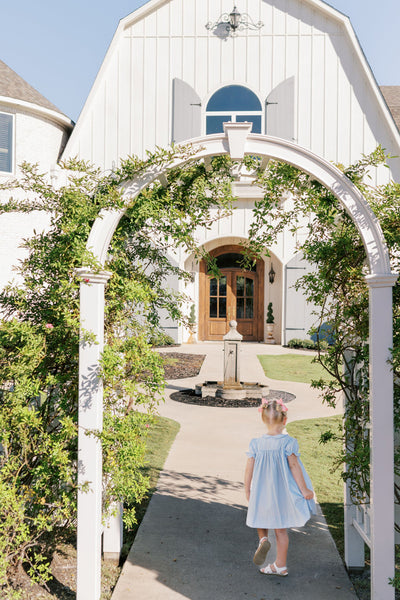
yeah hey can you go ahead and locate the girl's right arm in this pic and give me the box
[287,454,314,500]
[244,457,255,501]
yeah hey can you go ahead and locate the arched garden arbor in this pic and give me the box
[76,123,398,600]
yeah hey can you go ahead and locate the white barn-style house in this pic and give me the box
[0,2,399,600]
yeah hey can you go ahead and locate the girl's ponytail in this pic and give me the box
[259,398,288,425]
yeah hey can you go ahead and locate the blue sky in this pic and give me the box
[0,0,398,122]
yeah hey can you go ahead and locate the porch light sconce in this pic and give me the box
[269,263,276,284]
[206,5,263,36]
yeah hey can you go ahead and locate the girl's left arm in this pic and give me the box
[244,457,255,501]
[287,454,314,500]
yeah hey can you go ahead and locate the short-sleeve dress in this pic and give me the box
[246,433,316,529]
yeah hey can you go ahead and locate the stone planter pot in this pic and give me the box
[266,323,275,344]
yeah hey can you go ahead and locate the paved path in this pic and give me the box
[111,343,358,599]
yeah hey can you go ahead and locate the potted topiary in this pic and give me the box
[187,304,197,344]
[266,302,275,344]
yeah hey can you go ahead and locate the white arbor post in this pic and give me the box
[367,273,398,600]
[76,269,111,600]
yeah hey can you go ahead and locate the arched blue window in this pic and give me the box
[206,85,262,135]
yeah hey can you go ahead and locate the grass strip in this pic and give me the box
[102,415,180,599]
[121,415,180,560]
[286,415,344,555]
[258,353,327,384]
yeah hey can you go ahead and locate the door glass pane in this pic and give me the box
[237,297,244,319]
[236,276,244,296]
[219,297,227,318]
[210,278,218,297]
[219,276,227,297]
[210,297,218,318]
[246,298,254,319]
[246,278,254,298]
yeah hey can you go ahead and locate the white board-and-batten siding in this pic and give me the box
[63,0,400,185]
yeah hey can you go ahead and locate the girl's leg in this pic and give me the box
[253,528,271,565]
[257,528,268,541]
[274,528,289,569]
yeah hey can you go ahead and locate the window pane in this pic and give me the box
[246,278,254,297]
[246,298,254,319]
[236,276,244,296]
[219,276,227,297]
[207,85,262,111]
[219,297,227,318]
[215,253,255,271]
[210,278,218,296]
[0,113,12,173]
[206,115,231,134]
[237,297,244,319]
[210,297,218,318]
[236,115,262,134]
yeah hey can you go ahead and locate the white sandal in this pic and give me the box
[260,562,288,576]
[253,536,271,565]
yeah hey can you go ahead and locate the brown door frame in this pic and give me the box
[198,244,265,341]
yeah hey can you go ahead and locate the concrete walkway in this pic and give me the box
[111,343,358,599]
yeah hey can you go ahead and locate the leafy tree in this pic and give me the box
[0,149,235,591]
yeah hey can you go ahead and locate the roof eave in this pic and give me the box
[0,95,74,130]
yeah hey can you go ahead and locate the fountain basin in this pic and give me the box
[195,381,269,400]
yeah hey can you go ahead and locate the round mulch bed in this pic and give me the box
[170,388,296,408]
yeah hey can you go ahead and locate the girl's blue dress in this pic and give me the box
[246,433,316,529]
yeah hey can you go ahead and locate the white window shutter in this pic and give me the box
[265,76,295,141]
[172,78,202,143]
[284,252,315,344]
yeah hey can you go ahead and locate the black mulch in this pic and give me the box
[170,388,296,408]
[160,352,206,379]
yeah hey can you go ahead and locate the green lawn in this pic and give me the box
[287,416,344,556]
[120,416,180,561]
[258,353,327,384]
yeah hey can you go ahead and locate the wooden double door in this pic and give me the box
[199,247,264,341]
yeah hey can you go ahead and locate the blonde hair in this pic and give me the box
[260,399,287,426]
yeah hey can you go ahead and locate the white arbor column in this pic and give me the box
[76,269,111,600]
[366,273,398,600]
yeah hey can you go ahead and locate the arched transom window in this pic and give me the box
[206,85,262,135]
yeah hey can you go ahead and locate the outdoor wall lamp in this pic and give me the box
[206,5,263,35]
[269,263,276,284]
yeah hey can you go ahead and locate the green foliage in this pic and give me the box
[266,301,274,323]
[148,330,176,347]
[0,149,236,591]
[287,338,329,351]
[250,147,400,526]
[189,304,196,325]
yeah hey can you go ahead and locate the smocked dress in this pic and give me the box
[246,433,316,529]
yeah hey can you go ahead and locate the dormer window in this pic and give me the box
[206,85,262,134]
[0,113,13,173]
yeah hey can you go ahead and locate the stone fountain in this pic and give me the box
[195,320,268,400]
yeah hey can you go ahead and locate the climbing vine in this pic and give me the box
[0,148,236,591]
[247,148,400,512]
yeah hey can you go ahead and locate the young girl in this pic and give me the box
[244,398,315,576]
